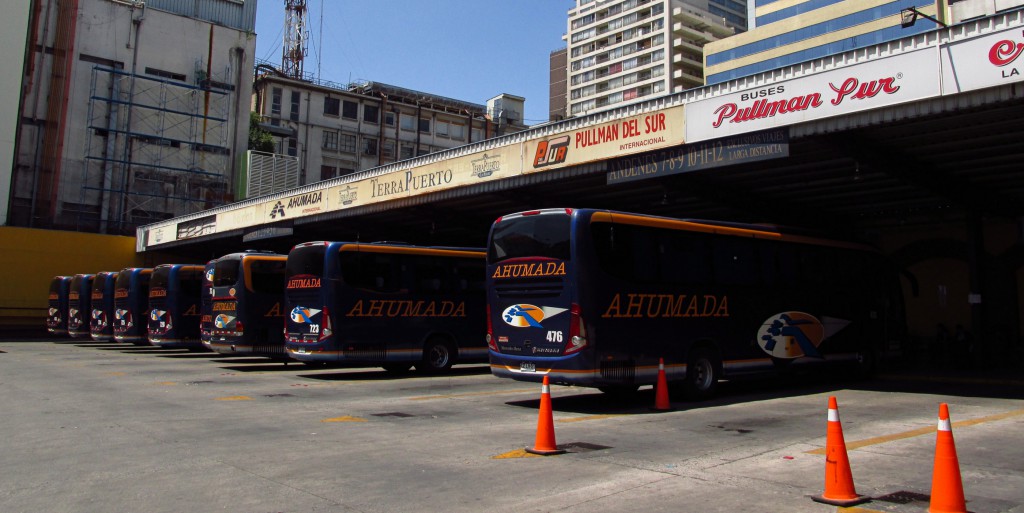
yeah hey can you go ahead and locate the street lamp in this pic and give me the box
[900,7,947,28]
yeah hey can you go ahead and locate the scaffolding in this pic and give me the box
[82,65,233,234]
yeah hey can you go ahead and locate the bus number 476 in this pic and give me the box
[546,331,563,343]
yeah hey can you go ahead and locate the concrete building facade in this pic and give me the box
[11,0,257,235]
[250,73,527,189]
[565,0,743,117]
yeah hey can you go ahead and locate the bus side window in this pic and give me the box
[412,255,445,294]
[661,232,710,285]
[712,237,759,286]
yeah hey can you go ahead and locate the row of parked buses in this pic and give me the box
[45,208,907,398]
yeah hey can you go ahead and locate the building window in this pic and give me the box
[362,137,378,156]
[342,100,358,120]
[418,118,431,133]
[287,137,297,157]
[290,91,300,121]
[471,127,483,142]
[400,115,415,131]
[340,167,356,177]
[385,111,396,126]
[436,121,449,138]
[450,123,465,141]
[382,140,396,159]
[271,88,282,125]
[144,67,186,82]
[399,144,415,160]
[322,130,338,151]
[364,104,379,124]
[324,97,340,116]
[320,165,337,181]
[339,133,357,153]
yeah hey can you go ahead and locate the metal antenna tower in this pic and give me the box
[282,0,308,79]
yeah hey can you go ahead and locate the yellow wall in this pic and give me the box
[0,227,140,327]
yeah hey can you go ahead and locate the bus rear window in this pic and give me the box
[115,272,132,290]
[488,215,571,263]
[214,260,239,287]
[286,246,326,279]
[151,269,170,290]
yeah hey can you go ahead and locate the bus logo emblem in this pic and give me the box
[501,304,567,328]
[150,310,166,321]
[214,314,235,329]
[757,312,849,359]
[205,268,214,282]
[290,306,321,324]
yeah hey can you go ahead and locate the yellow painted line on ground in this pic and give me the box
[557,414,623,423]
[214,395,253,401]
[321,415,367,423]
[492,448,542,459]
[807,408,1024,455]
[408,388,537,401]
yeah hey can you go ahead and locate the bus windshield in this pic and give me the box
[488,212,571,263]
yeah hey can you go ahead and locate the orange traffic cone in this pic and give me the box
[652,358,671,411]
[929,403,967,513]
[811,396,868,506]
[526,375,565,455]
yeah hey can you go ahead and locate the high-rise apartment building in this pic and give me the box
[565,0,744,117]
[704,1,950,84]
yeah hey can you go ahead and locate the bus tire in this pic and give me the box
[683,347,720,401]
[417,337,455,373]
[382,363,412,374]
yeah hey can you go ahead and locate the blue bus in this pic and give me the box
[486,208,905,398]
[67,274,95,338]
[46,276,72,335]
[113,268,153,345]
[200,261,215,350]
[148,264,205,350]
[208,251,288,358]
[90,271,118,341]
[284,241,488,372]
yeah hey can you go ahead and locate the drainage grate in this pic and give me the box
[372,412,415,418]
[875,491,930,504]
[561,442,612,452]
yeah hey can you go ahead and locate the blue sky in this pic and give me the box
[254,1,576,125]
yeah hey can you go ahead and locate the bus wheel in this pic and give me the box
[683,348,719,401]
[382,363,412,374]
[417,337,455,373]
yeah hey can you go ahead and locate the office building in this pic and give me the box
[565,0,744,116]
